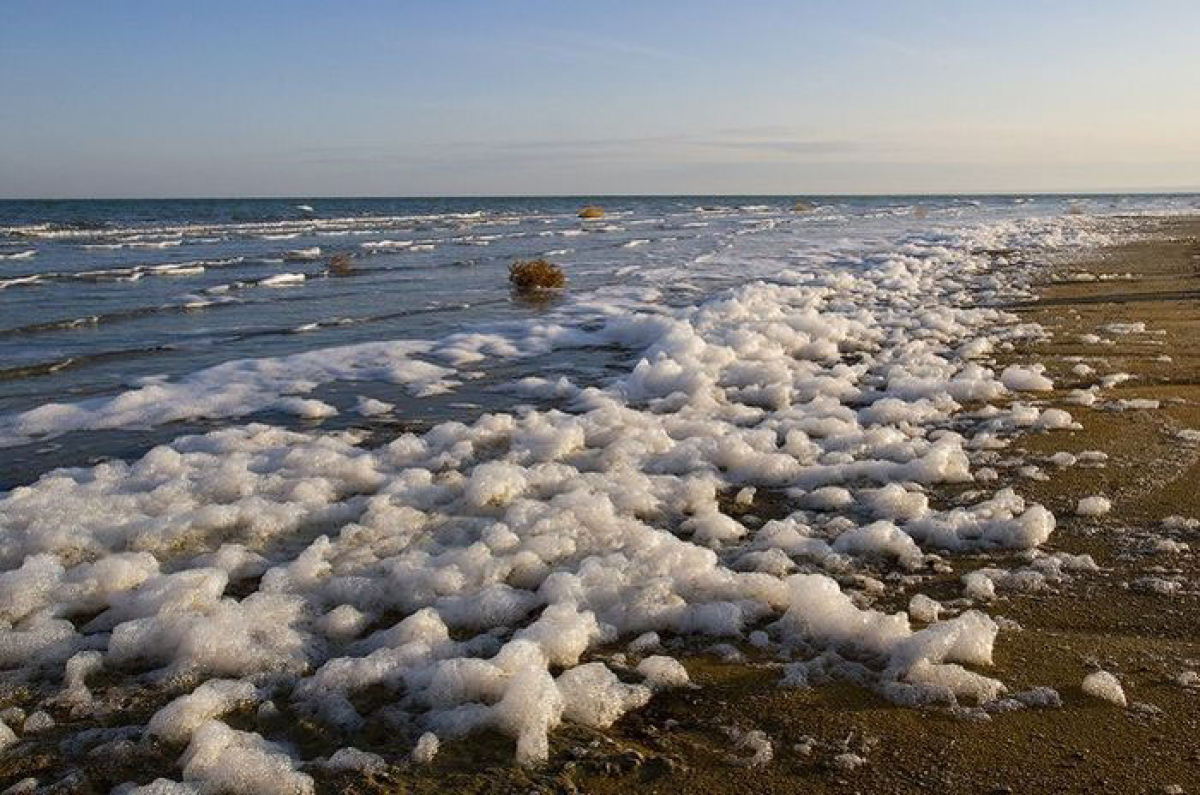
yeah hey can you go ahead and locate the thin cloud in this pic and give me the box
[289,130,891,169]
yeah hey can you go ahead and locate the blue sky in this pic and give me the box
[2,1,1198,197]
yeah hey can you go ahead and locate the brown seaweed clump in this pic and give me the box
[578,206,605,219]
[327,254,355,276]
[509,259,565,291]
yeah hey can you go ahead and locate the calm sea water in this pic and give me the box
[1,194,1195,484]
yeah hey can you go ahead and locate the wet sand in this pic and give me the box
[4,216,1200,794]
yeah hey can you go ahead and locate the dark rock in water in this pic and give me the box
[328,254,355,276]
[793,200,816,212]
[578,206,605,219]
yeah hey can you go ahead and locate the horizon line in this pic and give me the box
[3,188,1200,202]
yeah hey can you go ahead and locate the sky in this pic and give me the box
[2,1,1199,198]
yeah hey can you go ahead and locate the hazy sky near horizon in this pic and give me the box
[2,1,1199,198]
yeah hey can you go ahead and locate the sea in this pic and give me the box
[1,193,1195,489]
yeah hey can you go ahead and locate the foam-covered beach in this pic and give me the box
[2,199,1199,792]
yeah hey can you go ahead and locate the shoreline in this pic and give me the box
[401,215,1200,794]
[2,213,1198,793]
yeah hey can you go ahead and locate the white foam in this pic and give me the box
[1081,670,1126,706]
[360,239,413,251]
[0,718,17,752]
[1000,365,1054,392]
[0,206,1128,773]
[558,662,651,727]
[260,273,306,287]
[325,747,386,773]
[636,656,693,689]
[353,396,394,416]
[148,680,259,744]
[0,342,456,445]
[284,247,321,261]
[411,732,439,764]
[180,721,314,794]
[908,594,941,623]
[1076,495,1112,517]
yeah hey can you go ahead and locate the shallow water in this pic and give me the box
[1,193,1193,477]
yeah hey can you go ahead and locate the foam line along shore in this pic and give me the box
[0,199,1198,793]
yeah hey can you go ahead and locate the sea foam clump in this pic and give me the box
[1076,495,1112,517]
[1081,670,1127,706]
[0,209,1106,782]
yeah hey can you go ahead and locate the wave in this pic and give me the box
[148,264,206,276]
[126,239,183,248]
[0,293,497,354]
[0,315,101,337]
[0,210,509,247]
[0,274,43,289]
[0,293,251,339]
[284,247,321,261]
[81,238,183,249]
[360,239,413,251]
[0,344,176,381]
[259,272,306,287]
[0,257,244,290]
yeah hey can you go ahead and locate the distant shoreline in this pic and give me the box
[3,191,1200,203]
